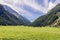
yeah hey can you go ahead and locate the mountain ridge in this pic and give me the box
[31,4,60,26]
[0,4,31,25]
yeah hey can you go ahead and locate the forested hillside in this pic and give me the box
[31,4,60,26]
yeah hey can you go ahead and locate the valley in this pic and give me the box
[0,0,60,40]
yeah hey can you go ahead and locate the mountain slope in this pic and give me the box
[3,5,31,25]
[31,4,60,26]
[0,4,31,25]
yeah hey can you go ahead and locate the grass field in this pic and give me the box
[0,26,60,40]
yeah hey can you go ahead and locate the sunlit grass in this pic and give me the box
[0,26,60,40]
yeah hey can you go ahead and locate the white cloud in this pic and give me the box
[48,0,60,11]
[0,0,60,13]
[5,0,48,13]
[54,0,60,5]
[48,2,55,10]
[0,0,50,13]
[0,0,60,21]
[0,0,5,4]
[23,0,49,13]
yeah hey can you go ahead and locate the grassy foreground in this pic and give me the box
[0,26,60,40]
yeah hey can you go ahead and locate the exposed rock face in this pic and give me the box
[52,12,60,26]
[31,4,60,27]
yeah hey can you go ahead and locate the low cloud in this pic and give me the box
[0,0,60,21]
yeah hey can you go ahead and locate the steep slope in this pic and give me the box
[0,4,31,25]
[52,12,60,26]
[3,5,31,25]
[32,4,60,26]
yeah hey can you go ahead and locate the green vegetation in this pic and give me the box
[0,26,60,40]
[0,4,31,25]
[32,4,60,26]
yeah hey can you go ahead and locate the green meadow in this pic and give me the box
[0,26,60,40]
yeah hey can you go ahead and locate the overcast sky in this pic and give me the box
[0,0,60,22]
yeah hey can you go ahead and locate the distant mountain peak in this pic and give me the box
[0,4,31,25]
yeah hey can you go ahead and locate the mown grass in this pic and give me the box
[0,26,60,40]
